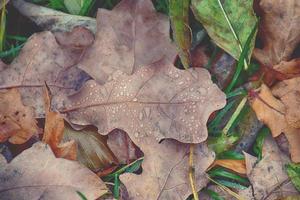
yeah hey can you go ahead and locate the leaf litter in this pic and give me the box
[1,0,300,199]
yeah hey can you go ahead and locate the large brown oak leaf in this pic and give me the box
[253,0,300,66]
[0,142,108,200]
[77,0,177,84]
[61,59,226,144]
[0,27,93,117]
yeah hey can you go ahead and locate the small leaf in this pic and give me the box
[64,0,82,15]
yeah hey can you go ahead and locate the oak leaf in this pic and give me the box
[250,84,300,163]
[0,142,108,200]
[119,138,215,200]
[253,0,300,66]
[0,28,93,117]
[0,88,38,144]
[240,136,298,200]
[77,0,177,84]
[61,59,226,144]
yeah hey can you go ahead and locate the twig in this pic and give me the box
[189,144,199,200]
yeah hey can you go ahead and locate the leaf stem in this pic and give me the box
[189,144,199,200]
[217,0,248,70]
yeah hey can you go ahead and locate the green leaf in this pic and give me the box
[169,0,191,69]
[286,163,300,192]
[79,0,95,16]
[191,0,257,62]
[253,126,270,160]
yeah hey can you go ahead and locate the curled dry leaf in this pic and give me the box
[250,84,300,163]
[61,59,226,144]
[12,0,96,33]
[0,142,108,200]
[77,0,177,84]
[209,159,247,175]
[0,28,93,117]
[43,86,77,160]
[253,0,300,66]
[240,136,298,200]
[0,89,38,144]
[63,125,118,171]
[119,138,215,200]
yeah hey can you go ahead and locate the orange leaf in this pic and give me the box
[210,159,246,175]
[42,85,77,160]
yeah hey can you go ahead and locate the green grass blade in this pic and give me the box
[169,0,191,69]
[217,150,244,160]
[76,191,88,200]
[79,0,95,16]
[113,174,120,199]
[214,179,248,190]
[0,0,6,52]
[253,126,270,160]
[208,168,249,185]
[0,43,24,58]
[203,188,224,200]
[222,96,247,136]
[225,22,258,94]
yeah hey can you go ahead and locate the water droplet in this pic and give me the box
[139,112,144,120]
[133,98,138,102]
[135,132,139,137]
[198,87,207,95]
[144,107,151,117]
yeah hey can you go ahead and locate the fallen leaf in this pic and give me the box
[0,29,92,117]
[119,137,215,200]
[63,125,118,171]
[43,85,77,160]
[191,0,257,60]
[253,0,300,66]
[250,84,300,163]
[240,136,298,200]
[273,59,300,78]
[77,0,177,84]
[61,59,226,144]
[272,77,300,128]
[0,142,108,200]
[0,89,38,144]
[12,0,97,33]
[250,84,287,137]
[107,129,139,164]
[209,159,247,175]
[169,0,191,69]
